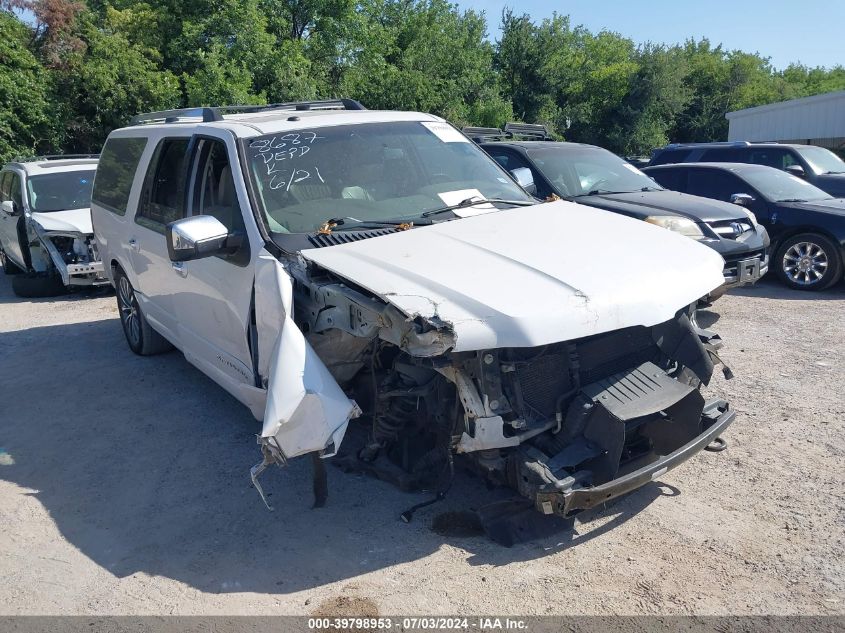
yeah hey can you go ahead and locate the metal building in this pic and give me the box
[726,90,845,152]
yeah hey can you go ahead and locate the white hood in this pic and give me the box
[30,208,93,234]
[301,200,725,352]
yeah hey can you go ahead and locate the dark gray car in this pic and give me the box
[472,135,770,296]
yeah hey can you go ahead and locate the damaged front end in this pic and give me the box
[253,251,734,525]
[28,218,108,288]
[450,313,733,518]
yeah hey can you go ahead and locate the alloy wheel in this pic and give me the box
[782,241,829,286]
[117,275,141,347]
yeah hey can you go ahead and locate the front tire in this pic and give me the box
[775,233,842,291]
[11,274,66,298]
[114,269,173,356]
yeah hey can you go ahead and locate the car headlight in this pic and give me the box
[644,215,707,240]
[738,207,759,227]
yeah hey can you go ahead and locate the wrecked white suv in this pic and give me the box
[0,155,109,297]
[92,100,735,539]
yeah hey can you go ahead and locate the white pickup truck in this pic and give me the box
[91,100,735,542]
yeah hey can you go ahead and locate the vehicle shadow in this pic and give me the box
[727,276,845,301]
[0,280,112,305]
[0,317,663,595]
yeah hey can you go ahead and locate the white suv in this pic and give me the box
[93,100,735,540]
[0,155,108,297]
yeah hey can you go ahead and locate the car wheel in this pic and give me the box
[775,233,842,291]
[114,268,173,356]
[11,274,66,298]
[0,248,23,275]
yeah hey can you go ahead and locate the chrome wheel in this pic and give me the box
[782,241,829,286]
[117,275,141,347]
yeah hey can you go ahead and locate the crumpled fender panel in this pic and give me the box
[255,253,360,459]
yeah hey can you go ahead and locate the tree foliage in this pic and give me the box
[1,2,844,161]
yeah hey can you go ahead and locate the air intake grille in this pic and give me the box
[308,228,398,248]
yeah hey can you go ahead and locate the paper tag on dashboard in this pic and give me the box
[437,189,494,217]
[421,121,470,143]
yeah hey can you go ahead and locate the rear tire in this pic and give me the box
[0,248,23,275]
[11,274,66,298]
[114,268,173,356]
[775,233,842,291]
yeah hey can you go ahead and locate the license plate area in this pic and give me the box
[738,257,761,282]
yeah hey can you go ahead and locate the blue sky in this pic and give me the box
[457,0,845,70]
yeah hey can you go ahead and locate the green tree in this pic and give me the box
[51,10,180,152]
[0,10,54,161]
[341,0,503,125]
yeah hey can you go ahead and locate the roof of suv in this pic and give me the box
[654,141,816,152]
[4,156,99,176]
[645,162,781,174]
[479,140,597,150]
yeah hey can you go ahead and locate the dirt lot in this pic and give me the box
[0,272,843,616]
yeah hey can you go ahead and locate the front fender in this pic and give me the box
[254,253,360,459]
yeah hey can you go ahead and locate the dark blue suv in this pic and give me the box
[649,142,845,198]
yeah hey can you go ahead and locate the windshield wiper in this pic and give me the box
[824,170,845,175]
[776,198,807,203]
[578,189,637,196]
[315,217,428,234]
[420,197,534,218]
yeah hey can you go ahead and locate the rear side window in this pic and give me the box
[0,172,11,201]
[687,170,746,202]
[649,149,691,166]
[648,168,688,192]
[93,137,148,215]
[700,148,742,162]
[136,138,189,232]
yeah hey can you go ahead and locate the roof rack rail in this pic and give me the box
[461,126,507,141]
[663,141,752,149]
[129,99,367,126]
[504,122,553,140]
[11,154,99,162]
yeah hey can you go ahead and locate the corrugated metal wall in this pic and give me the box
[726,91,845,151]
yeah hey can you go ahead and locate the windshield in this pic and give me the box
[243,121,532,233]
[797,147,845,175]
[26,170,96,212]
[742,168,831,202]
[526,146,662,197]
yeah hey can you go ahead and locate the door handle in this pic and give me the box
[171,261,187,277]
[128,238,140,252]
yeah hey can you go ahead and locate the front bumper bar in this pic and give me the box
[65,260,109,286]
[537,399,735,517]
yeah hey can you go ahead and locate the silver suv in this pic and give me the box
[92,100,735,542]
[0,155,108,297]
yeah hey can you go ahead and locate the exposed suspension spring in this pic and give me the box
[373,393,419,444]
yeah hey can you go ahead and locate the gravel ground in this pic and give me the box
[0,272,843,617]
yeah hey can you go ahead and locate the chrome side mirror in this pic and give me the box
[785,164,806,179]
[166,215,237,262]
[510,167,537,195]
[0,200,20,217]
[730,193,755,207]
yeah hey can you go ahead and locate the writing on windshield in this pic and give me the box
[249,132,325,191]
